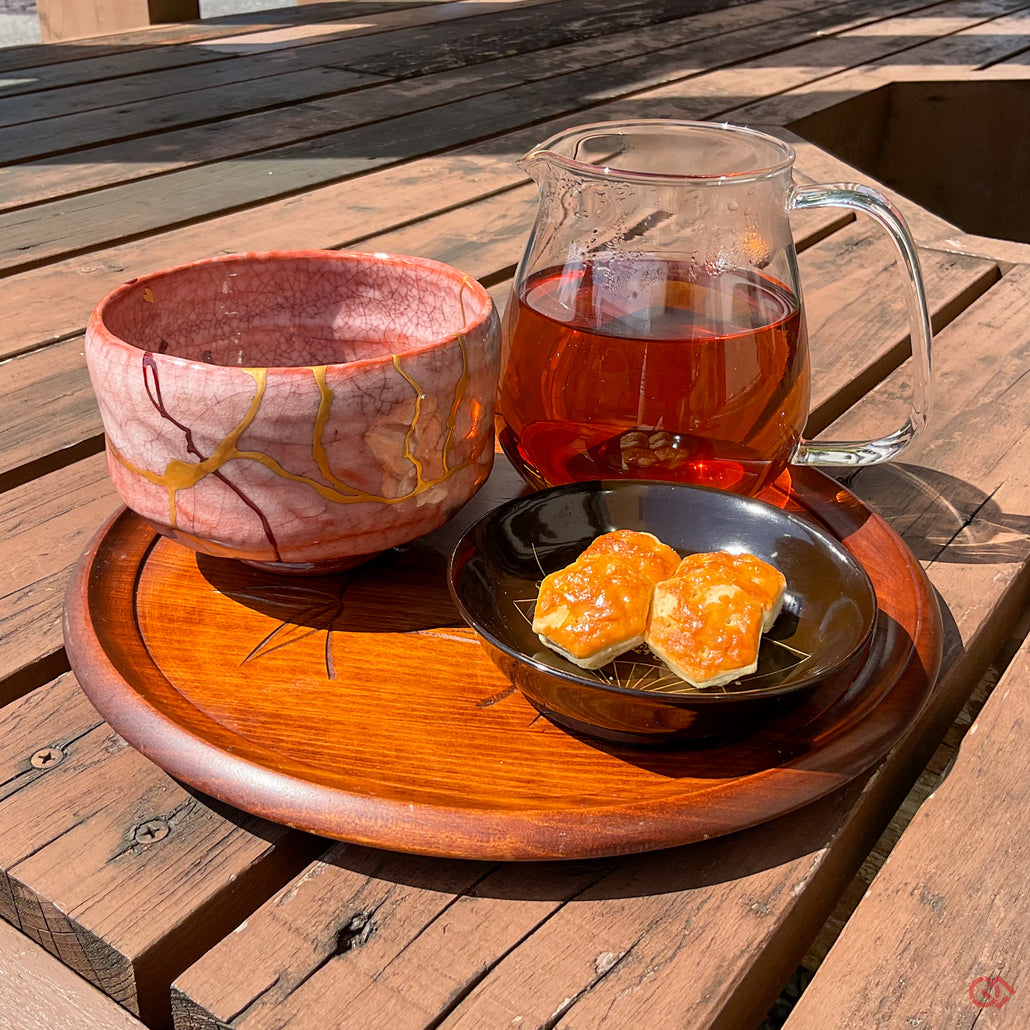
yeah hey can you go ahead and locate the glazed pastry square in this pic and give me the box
[533,553,654,669]
[579,529,681,586]
[646,566,764,687]
[674,551,786,631]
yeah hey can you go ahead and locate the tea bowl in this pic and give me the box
[448,480,877,745]
[85,250,501,573]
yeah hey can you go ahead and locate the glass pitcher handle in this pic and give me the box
[788,182,933,466]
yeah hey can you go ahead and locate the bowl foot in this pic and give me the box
[241,551,384,576]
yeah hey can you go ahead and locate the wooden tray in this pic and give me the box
[63,461,942,861]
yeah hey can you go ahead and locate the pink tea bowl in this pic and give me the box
[84,250,501,573]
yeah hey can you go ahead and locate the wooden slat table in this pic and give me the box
[0,917,147,1030]
[2,1,1030,1027]
[784,624,1030,1027]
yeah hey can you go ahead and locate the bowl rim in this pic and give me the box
[447,479,878,706]
[86,248,496,372]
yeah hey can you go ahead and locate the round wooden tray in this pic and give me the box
[64,463,942,861]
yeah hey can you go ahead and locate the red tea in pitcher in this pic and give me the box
[495,257,811,495]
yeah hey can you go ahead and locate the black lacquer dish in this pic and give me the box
[448,480,878,745]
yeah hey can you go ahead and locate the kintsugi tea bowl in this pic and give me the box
[84,250,501,573]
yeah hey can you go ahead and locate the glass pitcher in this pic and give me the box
[495,119,933,495]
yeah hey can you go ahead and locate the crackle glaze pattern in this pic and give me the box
[84,250,501,571]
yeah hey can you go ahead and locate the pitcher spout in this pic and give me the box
[516,142,560,185]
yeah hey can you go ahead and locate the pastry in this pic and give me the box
[674,551,785,631]
[533,553,654,669]
[531,531,786,684]
[646,566,764,687]
[579,529,681,586]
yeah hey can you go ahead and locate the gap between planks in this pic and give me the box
[798,590,1030,973]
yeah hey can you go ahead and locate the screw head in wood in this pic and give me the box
[133,819,171,844]
[30,747,64,769]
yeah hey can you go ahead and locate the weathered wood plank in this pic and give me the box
[0,46,225,106]
[0,0,947,269]
[0,454,117,695]
[724,0,1030,127]
[0,0,717,143]
[800,613,1020,971]
[165,263,1030,1030]
[0,0,568,117]
[0,0,431,76]
[0,147,526,358]
[0,0,804,209]
[167,772,878,1029]
[0,48,315,127]
[848,3,1030,79]
[0,64,379,165]
[31,0,481,53]
[801,232,998,433]
[784,628,1030,1028]
[171,845,617,1030]
[0,42,538,214]
[0,918,146,1030]
[0,671,323,1028]
[311,0,762,80]
[36,0,200,45]
[194,0,571,57]
[0,335,103,491]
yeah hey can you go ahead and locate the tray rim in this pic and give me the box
[63,466,943,860]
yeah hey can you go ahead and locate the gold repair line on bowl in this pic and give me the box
[442,331,469,471]
[311,360,469,502]
[115,343,482,529]
[112,366,269,527]
[310,366,363,498]
[308,321,473,498]
[441,276,475,469]
[390,354,427,484]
